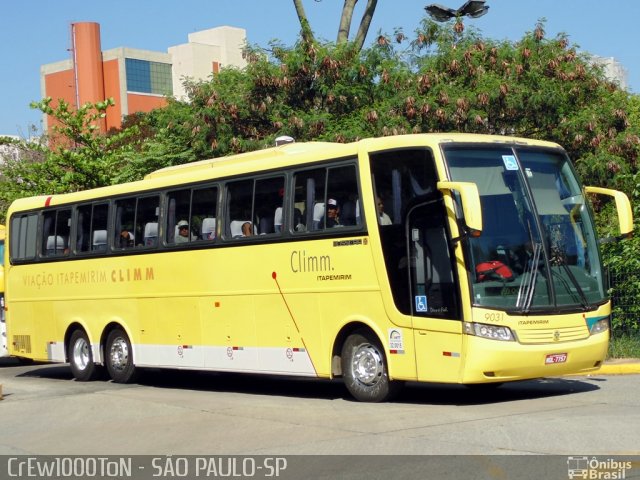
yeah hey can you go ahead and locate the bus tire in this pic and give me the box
[341,329,402,402]
[69,329,98,381]
[105,328,137,383]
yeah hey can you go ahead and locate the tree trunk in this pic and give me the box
[337,0,357,44]
[294,0,378,52]
[353,0,378,51]
[293,0,316,44]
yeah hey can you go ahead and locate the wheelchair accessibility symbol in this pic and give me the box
[415,295,428,312]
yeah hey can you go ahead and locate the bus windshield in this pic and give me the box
[445,145,604,313]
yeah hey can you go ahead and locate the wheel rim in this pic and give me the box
[351,344,383,386]
[109,336,130,372]
[72,337,90,371]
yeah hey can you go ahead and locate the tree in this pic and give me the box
[293,0,379,51]
[121,18,638,191]
[0,98,139,219]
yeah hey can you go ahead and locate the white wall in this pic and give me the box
[169,26,247,100]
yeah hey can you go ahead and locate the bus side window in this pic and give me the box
[226,179,253,239]
[226,176,283,238]
[76,205,92,253]
[293,168,325,232]
[77,202,109,254]
[192,186,218,242]
[42,208,71,257]
[10,214,38,261]
[166,189,189,244]
[326,164,359,228]
[115,198,136,249]
[135,196,160,248]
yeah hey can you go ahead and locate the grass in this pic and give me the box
[608,333,640,359]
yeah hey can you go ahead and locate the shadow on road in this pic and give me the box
[5,358,603,405]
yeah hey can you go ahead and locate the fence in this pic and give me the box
[610,267,640,337]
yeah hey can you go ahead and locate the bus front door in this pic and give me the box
[407,201,464,383]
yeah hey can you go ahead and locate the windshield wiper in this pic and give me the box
[516,241,542,313]
[551,253,590,311]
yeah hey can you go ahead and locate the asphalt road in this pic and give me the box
[0,358,639,478]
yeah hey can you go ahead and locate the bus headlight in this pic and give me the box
[464,322,515,341]
[589,318,609,335]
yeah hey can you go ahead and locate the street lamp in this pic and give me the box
[425,0,489,22]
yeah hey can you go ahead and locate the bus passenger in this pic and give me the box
[326,199,341,228]
[241,222,253,237]
[119,229,134,248]
[176,220,191,243]
[377,196,392,225]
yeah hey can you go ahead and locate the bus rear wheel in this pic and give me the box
[341,329,402,402]
[105,328,137,383]
[69,329,98,381]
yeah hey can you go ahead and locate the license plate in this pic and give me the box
[545,353,568,364]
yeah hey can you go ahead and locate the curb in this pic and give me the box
[593,361,640,375]
[565,359,640,377]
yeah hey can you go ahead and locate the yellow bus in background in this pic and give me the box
[4,134,633,401]
[0,224,6,356]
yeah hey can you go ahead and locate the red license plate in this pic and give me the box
[545,353,568,364]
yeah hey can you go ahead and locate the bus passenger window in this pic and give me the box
[292,164,359,232]
[293,168,325,232]
[115,198,136,249]
[135,196,160,247]
[42,208,71,257]
[255,177,283,235]
[226,176,283,238]
[191,186,218,242]
[77,203,109,253]
[10,214,38,261]
[327,165,359,228]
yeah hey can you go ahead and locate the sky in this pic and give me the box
[1,0,639,138]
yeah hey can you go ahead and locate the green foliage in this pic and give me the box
[0,98,141,220]
[144,18,639,190]
[600,171,640,335]
[608,334,640,359]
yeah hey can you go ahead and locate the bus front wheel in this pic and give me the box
[341,330,402,402]
[68,329,98,381]
[105,328,137,383]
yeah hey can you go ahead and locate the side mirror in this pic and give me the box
[437,181,483,236]
[585,186,633,237]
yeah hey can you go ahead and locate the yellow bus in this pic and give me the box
[0,224,6,356]
[4,134,633,402]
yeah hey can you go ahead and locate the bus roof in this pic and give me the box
[143,141,346,180]
[7,133,562,214]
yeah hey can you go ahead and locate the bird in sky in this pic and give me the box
[425,0,490,21]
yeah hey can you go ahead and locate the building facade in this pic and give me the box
[591,55,629,91]
[41,22,247,134]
